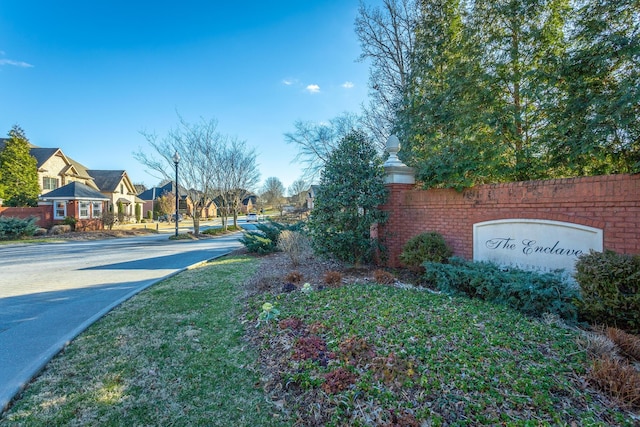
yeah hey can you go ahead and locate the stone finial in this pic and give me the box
[383,135,415,184]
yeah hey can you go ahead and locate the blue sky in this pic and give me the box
[0,1,372,192]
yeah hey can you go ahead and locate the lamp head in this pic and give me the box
[172,151,180,164]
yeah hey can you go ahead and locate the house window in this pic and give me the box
[92,202,102,218]
[79,202,90,219]
[54,201,66,219]
[43,177,59,190]
[120,184,124,194]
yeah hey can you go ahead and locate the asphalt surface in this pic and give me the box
[0,224,250,413]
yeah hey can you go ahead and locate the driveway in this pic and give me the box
[0,229,246,412]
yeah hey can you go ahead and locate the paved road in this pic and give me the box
[0,226,249,412]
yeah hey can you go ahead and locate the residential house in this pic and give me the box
[88,170,142,220]
[38,181,109,231]
[0,139,142,227]
[138,181,197,219]
[242,194,257,213]
[0,139,98,194]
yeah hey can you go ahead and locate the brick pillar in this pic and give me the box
[378,135,416,267]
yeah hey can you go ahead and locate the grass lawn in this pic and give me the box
[1,256,286,427]
[1,255,637,426]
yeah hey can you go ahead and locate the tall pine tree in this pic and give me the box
[549,0,640,174]
[0,125,40,207]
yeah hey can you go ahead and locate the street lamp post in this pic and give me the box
[173,151,180,237]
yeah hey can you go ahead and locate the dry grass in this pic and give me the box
[588,357,640,409]
[579,331,620,359]
[606,327,640,361]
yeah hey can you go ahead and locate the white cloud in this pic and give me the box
[282,78,295,86]
[342,81,354,89]
[0,59,33,68]
[306,84,320,94]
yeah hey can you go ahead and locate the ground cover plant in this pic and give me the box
[249,277,638,425]
[1,256,286,426]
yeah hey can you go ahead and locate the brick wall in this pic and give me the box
[379,174,640,267]
[0,206,54,228]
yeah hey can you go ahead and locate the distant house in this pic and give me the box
[38,181,109,231]
[242,194,257,213]
[137,181,215,219]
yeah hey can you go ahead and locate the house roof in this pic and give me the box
[39,181,109,201]
[29,147,61,168]
[88,170,127,192]
[138,181,187,201]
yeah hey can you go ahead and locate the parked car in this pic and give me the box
[246,213,258,222]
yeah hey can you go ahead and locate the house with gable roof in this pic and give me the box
[0,138,144,228]
[88,170,142,220]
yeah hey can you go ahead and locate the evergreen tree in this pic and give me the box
[307,130,387,265]
[549,0,640,175]
[398,0,504,189]
[0,125,40,206]
[470,0,570,181]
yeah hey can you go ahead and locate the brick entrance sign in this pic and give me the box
[378,136,640,271]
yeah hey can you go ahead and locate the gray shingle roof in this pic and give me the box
[87,170,125,192]
[39,181,109,200]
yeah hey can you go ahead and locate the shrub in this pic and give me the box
[277,230,311,267]
[201,225,240,236]
[399,232,452,270]
[101,212,117,230]
[323,271,343,288]
[63,216,77,231]
[117,201,125,223]
[0,216,37,239]
[574,250,640,334]
[424,257,579,321]
[239,220,305,254]
[238,233,274,254]
[373,269,395,285]
[285,271,304,284]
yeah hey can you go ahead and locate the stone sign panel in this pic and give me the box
[473,219,603,275]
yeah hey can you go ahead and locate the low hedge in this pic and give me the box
[423,257,579,321]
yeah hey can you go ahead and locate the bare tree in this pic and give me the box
[288,178,308,209]
[355,0,418,147]
[284,112,362,181]
[261,177,286,215]
[135,116,222,235]
[212,137,260,230]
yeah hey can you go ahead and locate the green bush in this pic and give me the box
[0,216,38,239]
[424,257,579,321]
[399,232,453,269]
[239,220,305,254]
[201,225,241,236]
[239,233,276,254]
[574,250,640,334]
[63,216,77,231]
